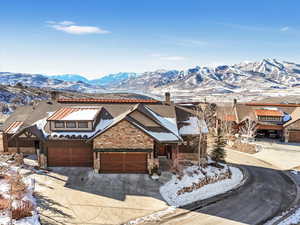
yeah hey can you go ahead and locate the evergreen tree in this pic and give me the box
[211,128,226,162]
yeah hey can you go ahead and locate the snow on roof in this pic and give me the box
[34,111,113,139]
[49,118,113,139]
[63,109,99,120]
[179,117,208,136]
[144,105,181,139]
[47,107,101,121]
[131,121,180,142]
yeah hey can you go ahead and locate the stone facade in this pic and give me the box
[93,120,154,149]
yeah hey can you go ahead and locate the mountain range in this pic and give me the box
[1,58,300,100]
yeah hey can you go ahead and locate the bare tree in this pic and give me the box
[194,103,217,167]
[239,117,257,142]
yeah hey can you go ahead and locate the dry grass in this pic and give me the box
[0,196,9,210]
[12,201,33,220]
[9,174,26,198]
[230,141,257,154]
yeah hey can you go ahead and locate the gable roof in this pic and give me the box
[88,104,182,143]
[283,107,300,127]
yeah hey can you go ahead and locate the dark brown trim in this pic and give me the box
[94,148,153,153]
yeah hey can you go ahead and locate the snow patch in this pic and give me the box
[160,165,243,207]
[179,117,208,135]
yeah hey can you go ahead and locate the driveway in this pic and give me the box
[155,150,297,225]
[253,141,300,170]
[31,167,168,225]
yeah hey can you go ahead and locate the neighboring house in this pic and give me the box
[283,107,300,142]
[2,93,208,174]
[218,100,300,142]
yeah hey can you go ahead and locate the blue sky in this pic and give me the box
[0,0,299,79]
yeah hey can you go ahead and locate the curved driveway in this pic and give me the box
[158,151,297,225]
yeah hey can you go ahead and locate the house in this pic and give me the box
[2,93,208,174]
[217,100,300,142]
[283,107,300,142]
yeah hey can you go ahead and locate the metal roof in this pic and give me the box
[47,107,101,121]
[57,98,160,104]
[4,121,24,134]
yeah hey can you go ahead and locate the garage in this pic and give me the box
[47,141,93,167]
[288,131,300,142]
[100,152,148,173]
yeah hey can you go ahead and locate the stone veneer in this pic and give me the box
[93,120,154,149]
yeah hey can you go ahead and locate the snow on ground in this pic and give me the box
[0,159,40,225]
[276,208,300,225]
[160,165,243,207]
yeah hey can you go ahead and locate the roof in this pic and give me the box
[88,104,182,143]
[4,98,205,142]
[234,103,295,123]
[224,114,237,121]
[257,124,283,130]
[247,102,300,107]
[57,98,160,104]
[47,107,101,121]
[175,106,208,135]
[216,105,237,122]
[255,109,283,117]
[4,121,24,134]
[284,107,300,127]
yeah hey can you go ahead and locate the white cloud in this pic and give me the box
[150,54,185,61]
[47,21,110,35]
[175,39,207,47]
[280,26,289,32]
[150,53,162,57]
[160,56,185,61]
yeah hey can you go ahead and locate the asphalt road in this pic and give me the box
[156,159,297,225]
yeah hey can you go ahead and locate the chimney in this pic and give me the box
[233,98,237,105]
[165,92,171,105]
[50,91,59,101]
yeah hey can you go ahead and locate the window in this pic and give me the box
[66,121,76,128]
[78,121,88,128]
[54,121,65,128]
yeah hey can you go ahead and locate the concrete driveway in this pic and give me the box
[253,141,300,170]
[32,167,168,225]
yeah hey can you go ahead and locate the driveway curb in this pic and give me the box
[157,165,250,223]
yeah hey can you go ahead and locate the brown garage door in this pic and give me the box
[289,131,300,142]
[48,142,93,167]
[100,152,148,173]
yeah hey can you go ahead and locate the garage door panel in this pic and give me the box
[100,152,148,173]
[48,143,93,167]
[289,131,300,142]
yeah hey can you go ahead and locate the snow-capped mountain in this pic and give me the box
[48,72,139,86]
[1,59,300,99]
[48,74,90,83]
[0,72,104,92]
[109,58,300,94]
